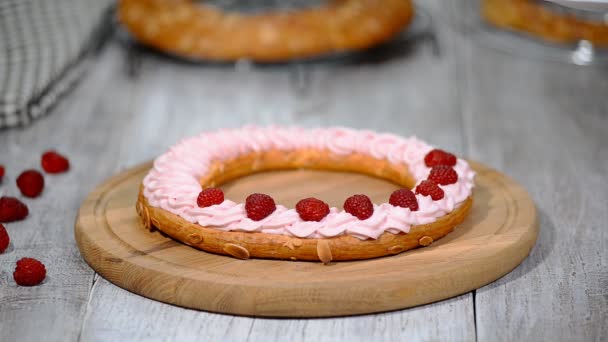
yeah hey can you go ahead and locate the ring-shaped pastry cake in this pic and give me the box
[482,0,608,47]
[137,126,475,263]
[118,0,415,62]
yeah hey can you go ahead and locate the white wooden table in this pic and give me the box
[0,2,606,341]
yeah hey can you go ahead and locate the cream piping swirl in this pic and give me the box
[142,126,475,240]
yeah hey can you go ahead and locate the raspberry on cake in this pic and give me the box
[245,193,276,221]
[344,194,374,220]
[428,165,458,185]
[138,126,475,263]
[389,189,419,211]
[416,180,445,201]
[424,149,457,167]
[296,198,330,222]
[197,188,224,208]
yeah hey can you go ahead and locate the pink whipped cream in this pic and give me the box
[142,126,475,240]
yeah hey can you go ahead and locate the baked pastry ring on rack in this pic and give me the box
[118,0,414,62]
[137,127,475,264]
[482,0,608,47]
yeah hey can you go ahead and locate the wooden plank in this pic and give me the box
[80,278,474,342]
[0,47,136,341]
[460,33,608,341]
[79,11,477,338]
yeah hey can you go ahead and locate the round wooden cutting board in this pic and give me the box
[75,161,538,317]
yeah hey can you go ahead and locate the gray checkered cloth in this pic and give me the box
[0,0,113,129]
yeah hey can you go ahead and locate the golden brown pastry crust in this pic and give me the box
[118,0,414,62]
[137,149,474,262]
[138,192,472,262]
[482,0,608,47]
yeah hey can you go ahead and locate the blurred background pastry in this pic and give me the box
[118,0,415,62]
[481,0,608,47]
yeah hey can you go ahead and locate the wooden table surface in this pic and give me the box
[0,2,606,341]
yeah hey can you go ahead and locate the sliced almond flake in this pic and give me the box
[223,243,250,260]
[317,240,332,265]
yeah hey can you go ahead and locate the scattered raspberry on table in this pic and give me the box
[0,196,29,223]
[41,151,70,174]
[0,223,9,254]
[0,152,70,288]
[16,170,45,198]
[13,258,46,286]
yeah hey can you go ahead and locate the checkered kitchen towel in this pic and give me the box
[0,0,113,129]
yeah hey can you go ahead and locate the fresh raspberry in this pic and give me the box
[0,165,5,183]
[41,151,70,174]
[415,180,444,200]
[0,197,29,222]
[0,223,9,254]
[424,149,457,167]
[296,197,330,222]
[16,170,45,198]
[245,193,276,221]
[427,165,458,185]
[343,194,374,220]
[13,258,46,286]
[197,188,224,208]
[389,189,419,211]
